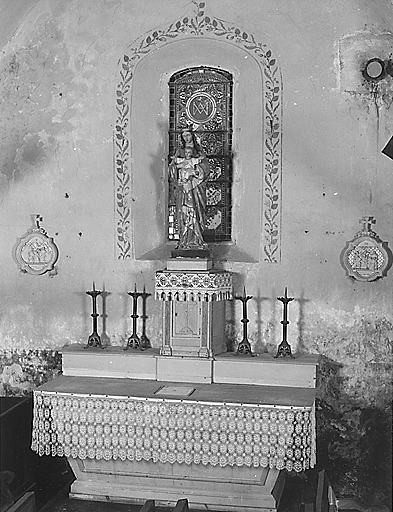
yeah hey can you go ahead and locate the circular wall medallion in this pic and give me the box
[186,92,216,124]
[340,235,392,281]
[13,220,59,275]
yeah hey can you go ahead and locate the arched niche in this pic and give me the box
[114,8,282,263]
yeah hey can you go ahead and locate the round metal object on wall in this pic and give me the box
[363,58,386,81]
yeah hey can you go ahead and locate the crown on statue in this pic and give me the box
[181,124,194,133]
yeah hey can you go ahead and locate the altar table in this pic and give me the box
[31,375,316,511]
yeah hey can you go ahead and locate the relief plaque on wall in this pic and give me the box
[13,215,59,276]
[340,216,392,281]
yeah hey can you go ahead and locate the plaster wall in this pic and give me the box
[0,0,392,504]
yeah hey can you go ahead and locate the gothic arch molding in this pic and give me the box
[114,3,282,262]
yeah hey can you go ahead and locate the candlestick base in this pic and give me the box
[274,340,295,358]
[236,339,254,356]
[124,334,141,350]
[85,332,104,349]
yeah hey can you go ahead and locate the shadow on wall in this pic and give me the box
[225,286,310,355]
[149,119,168,248]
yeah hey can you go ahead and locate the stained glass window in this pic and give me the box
[168,67,233,243]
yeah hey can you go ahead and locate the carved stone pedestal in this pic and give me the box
[155,262,233,361]
[160,299,226,358]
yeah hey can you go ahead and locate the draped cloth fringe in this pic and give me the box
[31,390,316,473]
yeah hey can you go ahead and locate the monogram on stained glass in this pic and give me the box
[168,67,233,243]
[186,92,217,124]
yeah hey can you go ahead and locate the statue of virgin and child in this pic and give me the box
[169,128,211,257]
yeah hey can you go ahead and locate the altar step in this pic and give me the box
[37,485,191,512]
[140,499,189,512]
[36,472,328,512]
[68,457,285,512]
[61,345,318,388]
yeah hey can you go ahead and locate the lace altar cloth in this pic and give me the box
[155,270,233,301]
[31,390,315,473]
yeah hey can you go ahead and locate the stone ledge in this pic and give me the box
[213,353,319,388]
[61,345,319,388]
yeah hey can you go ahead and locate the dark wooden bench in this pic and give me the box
[304,470,338,512]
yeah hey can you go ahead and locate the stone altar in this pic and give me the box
[32,370,316,511]
[31,258,319,511]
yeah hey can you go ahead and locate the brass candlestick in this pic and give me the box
[235,287,254,356]
[140,286,151,350]
[85,282,104,349]
[125,285,143,350]
[275,287,295,358]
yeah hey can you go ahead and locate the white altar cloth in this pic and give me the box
[31,376,316,473]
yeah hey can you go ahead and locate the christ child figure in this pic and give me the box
[175,147,203,193]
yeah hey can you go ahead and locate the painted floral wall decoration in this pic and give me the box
[114,1,283,262]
